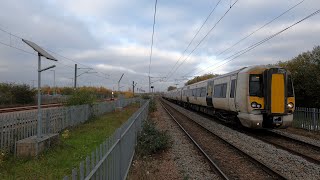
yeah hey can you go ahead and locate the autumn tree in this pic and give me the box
[185,73,219,85]
[276,46,320,107]
[167,86,177,91]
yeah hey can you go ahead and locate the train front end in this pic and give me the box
[237,66,295,129]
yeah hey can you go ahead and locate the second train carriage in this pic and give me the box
[164,65,295,129]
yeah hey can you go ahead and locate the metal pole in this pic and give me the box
[53,70,55,95]
[149,76,151,93]
[74,64,77,89]
[51,70,56,95]
[37,54,42,138]
[133,81,134,96]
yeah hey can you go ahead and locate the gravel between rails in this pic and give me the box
[162,100,281,180]
[271,129,320,148]
[155,100,221,180]
[164,100,320,180]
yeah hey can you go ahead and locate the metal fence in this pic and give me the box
[63,99,149,180]
[0,98,138,152]
[293,107,320,131]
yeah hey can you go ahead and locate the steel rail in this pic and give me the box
[160,100,230,180]
[253,130,320,165]
[161,99,286,180]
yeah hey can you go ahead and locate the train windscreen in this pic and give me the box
[249,74,263,97]
[287,75,294,97]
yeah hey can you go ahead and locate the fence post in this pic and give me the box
[313,108,316,131]
[46,111,49,134]
[118,129,122,180]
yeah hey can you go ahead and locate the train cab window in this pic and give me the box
[249,74,263,97]
[230,79,236,98]
[287,75,294,97]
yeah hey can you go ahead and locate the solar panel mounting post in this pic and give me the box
[22,39,58,139]
[37,53,42,138]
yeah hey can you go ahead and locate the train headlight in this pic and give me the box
[251,102,262,109]
[287,102,294,109]
[251,102,258,108]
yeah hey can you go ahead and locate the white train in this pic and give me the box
[163,65,295,129]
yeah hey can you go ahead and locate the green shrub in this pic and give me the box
[149,99,157,112]
[66,89,96,106]
[0,83,35,105]
[136,120,170,156]
[141,94,150,99]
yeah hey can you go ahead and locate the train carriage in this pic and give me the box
[163,65,295,129]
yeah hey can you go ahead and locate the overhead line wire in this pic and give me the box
[0,26,112,81]
[165,0,239,81]
[193,9,320,76]
[182,0,305,77]
[216,0,305,56]
[164,0,222,79]
[148,0,158,77]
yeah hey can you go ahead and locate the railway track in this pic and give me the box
[160,99,286,180]
[0,98,116,113]
[244,130,320,165]
[187,103,320,166]
[0,103,62,113]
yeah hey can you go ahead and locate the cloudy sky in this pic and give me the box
[0,0,319,92]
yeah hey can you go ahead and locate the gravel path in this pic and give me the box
[165,100,320,180]
[155,100,220,180]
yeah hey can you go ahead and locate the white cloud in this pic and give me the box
[0,0,320,91]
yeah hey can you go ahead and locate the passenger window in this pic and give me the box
[214,85,221,97]
[214,83,227,98]
[222,84,227,98]
[230,79,236,98]
[201,88,206,97]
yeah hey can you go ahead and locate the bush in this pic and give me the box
[149,99,157,112]
[136,120,170,156]
[141,94,151,99]
[0,83,35,105]
[66,89,96,106]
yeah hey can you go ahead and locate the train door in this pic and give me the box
[187,87,190,103]
[228,76,237,111]
[206,81,214,106]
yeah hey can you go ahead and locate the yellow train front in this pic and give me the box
[163,65,295,129]
[237,66,295,129]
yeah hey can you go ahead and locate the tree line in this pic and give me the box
[0,83,135,107]
[276,46,320,108]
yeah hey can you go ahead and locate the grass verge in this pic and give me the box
[0,103,139,179]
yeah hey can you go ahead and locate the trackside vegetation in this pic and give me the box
[136,120,170,156]
[136,99,170,156]
[0,103,140,179]
[0,83,35,106]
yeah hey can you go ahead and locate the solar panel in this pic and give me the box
[22,39,57,61]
